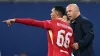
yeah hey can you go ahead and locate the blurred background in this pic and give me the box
[0,0,100,56]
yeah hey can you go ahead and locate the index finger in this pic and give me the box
[2,20,7,22]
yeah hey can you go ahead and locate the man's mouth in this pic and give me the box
[68,16,71,18]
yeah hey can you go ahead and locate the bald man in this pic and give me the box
[66,4,95,56]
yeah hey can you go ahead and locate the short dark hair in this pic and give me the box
[53,6,66,16]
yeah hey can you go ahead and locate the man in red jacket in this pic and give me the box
[3,6,74,56]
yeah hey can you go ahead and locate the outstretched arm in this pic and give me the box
[3,18,52,29]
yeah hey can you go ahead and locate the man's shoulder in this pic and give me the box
[81,16,89,21]
[79,16,92,24]
[51,19,61,23]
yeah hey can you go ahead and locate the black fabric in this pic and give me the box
[70,15,95,56]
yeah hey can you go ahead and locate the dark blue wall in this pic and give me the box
[0,3,100,56]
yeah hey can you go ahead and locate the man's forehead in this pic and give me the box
[66,6,74,11]
[66,4,78,10]
[67,5,72,9]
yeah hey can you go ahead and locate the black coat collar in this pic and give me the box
[71,15,82,24]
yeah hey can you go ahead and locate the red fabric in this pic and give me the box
[15,18,74,56]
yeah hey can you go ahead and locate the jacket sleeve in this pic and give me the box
[78,19,94,49]
[15,18,52,29]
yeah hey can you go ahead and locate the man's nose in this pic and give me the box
[67,13,69,15]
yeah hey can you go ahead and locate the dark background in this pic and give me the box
[0,3,99,56]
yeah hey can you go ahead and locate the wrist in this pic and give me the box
[10,19,15,22]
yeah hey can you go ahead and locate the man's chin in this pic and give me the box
[69,18,72,20]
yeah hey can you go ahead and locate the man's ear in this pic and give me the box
[55,11,60,17]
